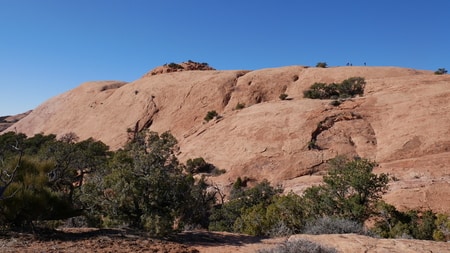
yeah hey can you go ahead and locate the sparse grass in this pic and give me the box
[258,239,337,253]
[303,217,365,235]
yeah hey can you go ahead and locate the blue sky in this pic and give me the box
[1,1,449,116]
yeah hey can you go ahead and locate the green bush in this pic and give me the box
[303,77,366,99]
[235,102,246,110]
[209,179,282,234]
[434,68,448,75]
[316,62,328,68]
[211,180,303,237]
[301,156,389,223]
[204,110,219,122]
[433,214,450,241]
[371,202,446,240]
[279,93,288,100]
[0,157,81,229]
[167,62,184,69]
[235,193,304,236]
[81,131,204,236]
[0,133,106,229]
[186,157,224,175]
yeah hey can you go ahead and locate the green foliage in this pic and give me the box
[0,132,109,230]
[302,156,389,223]
[186,157,218,174]
[81,131,210,236]
[2,130,448,241]
[316,62,328,68]
[279,93,288,100]
[434,68,448,75]
[0,157,80,228]
[182,175,218,229]
[235,193,305,236]
[235,102,246,110]
[433,214,450,241]
[39,133,110,205]
[303,77,366,99]
[0,132,27,159]
[371,202,445,240]
[204,110,219,122]
[167,62,184,69]
[209,179,283,234]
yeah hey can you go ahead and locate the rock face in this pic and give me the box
[4,64,450,213]
[0,111,31,132]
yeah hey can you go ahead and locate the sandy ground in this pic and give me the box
[1,228,449,253]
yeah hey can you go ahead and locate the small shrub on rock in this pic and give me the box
[434,68,447,75]
[235,102,245,110]
[303,77,366,99]
[279,93,289,100]
[204,110,219,122]
[316,62,328,68]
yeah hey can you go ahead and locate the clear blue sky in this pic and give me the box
[1,0,449,116]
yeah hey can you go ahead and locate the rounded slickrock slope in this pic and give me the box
[4,65,450,213]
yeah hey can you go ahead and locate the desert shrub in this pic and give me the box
[204,110,219,122]
[301,156,389,223]
[0,157,81,229]
[234,193,304,236]
[434,68,448,75]
[303,77,366,99]
[258,239,337,253]
[81,131,202,236]
[303,216,365,235]
[235,102,246,110]
[338,77,366,97]
[185,157,224,176]
[209,179,282,233]
[316,62,328,68]
[0,133,107,230]
[433,214,450,241]
[279,93,288,100]
[263,193,305,236]
[371,202,444,240]
[167,62,184,69]
[186,157,211,173]
[211,180,302,237]
[303,82,329,99]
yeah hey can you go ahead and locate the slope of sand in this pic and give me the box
[3,66,450,214]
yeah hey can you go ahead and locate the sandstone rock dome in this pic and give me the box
[4,63,450,213]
